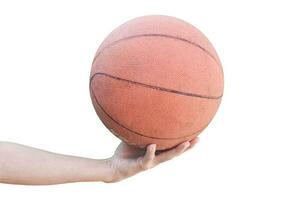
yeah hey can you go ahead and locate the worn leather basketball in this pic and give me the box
[90,15,224,150]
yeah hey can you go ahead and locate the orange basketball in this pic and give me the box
[90,15,224,150]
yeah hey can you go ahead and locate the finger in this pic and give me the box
[155,141,190,164]
[185,137,199,151]
[140,144,156,170]
[143,144,156,162]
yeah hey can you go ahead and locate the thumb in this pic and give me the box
[139,144,156,170]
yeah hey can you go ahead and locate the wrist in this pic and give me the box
[98,158,115,183]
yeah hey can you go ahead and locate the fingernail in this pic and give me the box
[151,144,156,150]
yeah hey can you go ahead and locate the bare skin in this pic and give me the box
[0,138,198,185]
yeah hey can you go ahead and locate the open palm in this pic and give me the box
[108,138,199,182]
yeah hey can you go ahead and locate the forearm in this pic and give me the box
[0,142,112,185]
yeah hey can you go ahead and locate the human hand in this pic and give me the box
[105,137,199,183]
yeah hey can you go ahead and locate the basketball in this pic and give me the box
[90,15,224,150]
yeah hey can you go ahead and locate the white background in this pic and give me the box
[0,0,299,199]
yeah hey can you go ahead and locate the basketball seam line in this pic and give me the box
[90,84,203,140]
[92,33,220,65]
[90,72,223,99]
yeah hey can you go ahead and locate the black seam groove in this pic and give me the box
[92,33,219,65]
[90,84,202,140]
[90,72,223,100]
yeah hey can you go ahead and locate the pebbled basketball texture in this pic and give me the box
[90,15,224,150]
